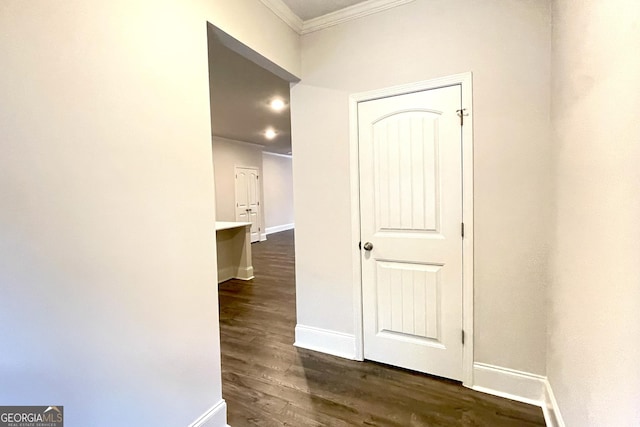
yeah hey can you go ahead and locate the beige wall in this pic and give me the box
[262,152,295,231]
[548,0,640,425]
[0,0,299,425]
[292,0,552,374]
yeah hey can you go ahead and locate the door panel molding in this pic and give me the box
[348,72,474,387]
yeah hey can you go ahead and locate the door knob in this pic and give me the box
[363,242,374,251]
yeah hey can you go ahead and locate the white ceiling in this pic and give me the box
[280,0,369,21]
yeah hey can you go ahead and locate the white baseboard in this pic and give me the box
[294,324,357,360]
[217,266,254,284]
[542,379,565,427]
[189,400,228,427]
[217,267,235,284]
[265,223,295,235]
[472,362,545,406]
[235,266,254,281]
[472,363,566,427]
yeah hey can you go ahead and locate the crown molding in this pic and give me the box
[301,0,416,34]
[263,151,292,159]
[260,0,416,35]
[258,0,303,34]
[212,135,266,151]
[213,135,291,156]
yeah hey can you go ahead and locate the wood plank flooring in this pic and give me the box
[218,230,545,426]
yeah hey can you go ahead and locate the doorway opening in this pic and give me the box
[206,22,300,420]
[207,23,297,243]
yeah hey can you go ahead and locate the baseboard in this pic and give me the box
[471,363,567,427]
[189,400,228,427]
[217,267,235,284]
[542,379,565,427]
[217,266,254,283]
[260,232,267,241]
[235,266,254,281]
[294,324,357,360]
[472,363,546,406]
[265,223,295,235]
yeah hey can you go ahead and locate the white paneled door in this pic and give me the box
[358,85,464,381]
[235,166,261,243]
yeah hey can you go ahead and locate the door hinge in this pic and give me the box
[462,330,465,345]
[461,222,465,238]
[456,108,469,126]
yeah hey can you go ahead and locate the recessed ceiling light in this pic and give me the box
[270,98,286,112]
[265,128,277,140]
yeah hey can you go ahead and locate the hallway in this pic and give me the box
[218,230,545,426]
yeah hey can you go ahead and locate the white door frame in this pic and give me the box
[348,72,474,387]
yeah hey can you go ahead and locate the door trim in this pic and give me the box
[348,72,474,387]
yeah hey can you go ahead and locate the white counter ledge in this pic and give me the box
[215,221,251,231]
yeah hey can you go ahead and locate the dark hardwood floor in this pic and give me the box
[218,230,545,426]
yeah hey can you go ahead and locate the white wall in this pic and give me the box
[262,152,295,232]
[548,0,640,425]
[292,0,552,374]
[0,0,299,425]
[202,0,300,78]
[291,85,355,335]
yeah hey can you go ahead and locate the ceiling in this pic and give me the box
[208,31,292,155]
[280,0,369,21]
[206,1,376,155]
